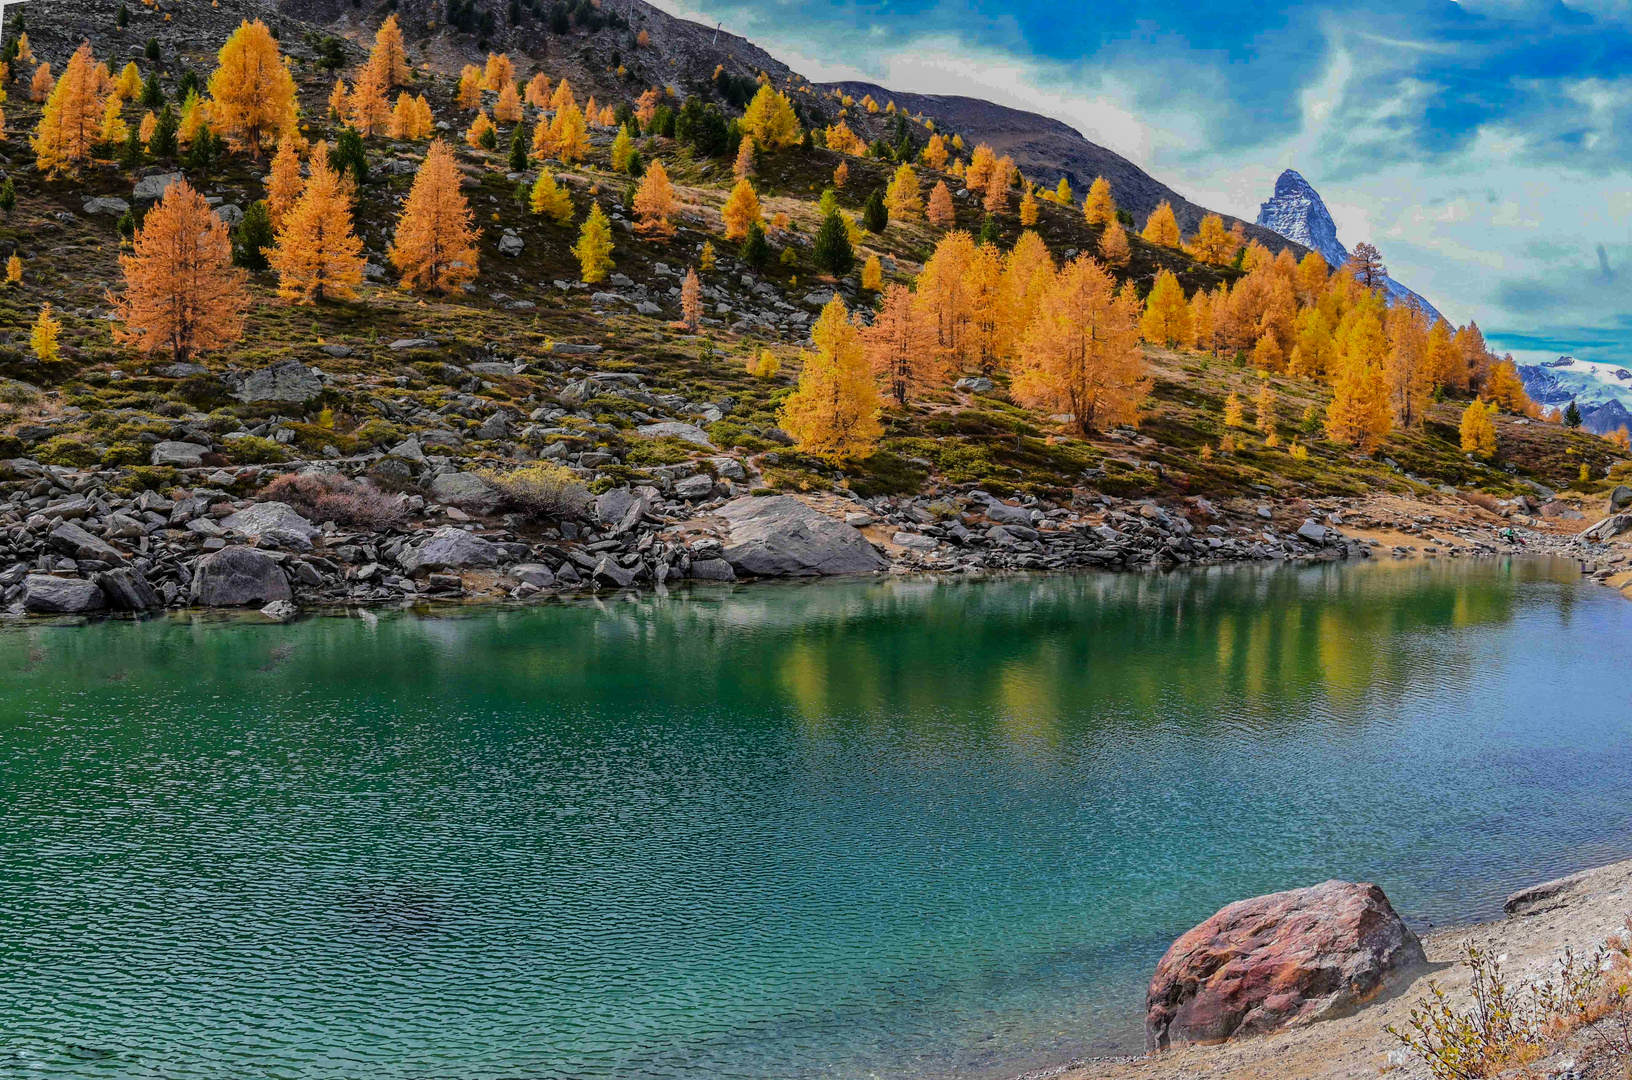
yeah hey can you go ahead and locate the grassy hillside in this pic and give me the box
[0,0,1623,514]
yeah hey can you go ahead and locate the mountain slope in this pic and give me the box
[816,81,1305,257]
[1255,169,1445,323]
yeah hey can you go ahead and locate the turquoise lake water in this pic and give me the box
[4,558,1632,1079]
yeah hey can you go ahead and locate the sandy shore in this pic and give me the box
[1029,858,1632,1080]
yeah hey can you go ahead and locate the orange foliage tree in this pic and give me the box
[109,178,249,361]
[779,296,881,460]
[1013,256,1146,434]
[207,19,298,155]
[722,178,762,241]
[864,283,942,406]
[265,139,303,228]
[31,44,104,175]
[388,139,480,293]
[1141,201,1181,247]
[370,13,411,87]
[633,158,677,238]
[267,145,366,303]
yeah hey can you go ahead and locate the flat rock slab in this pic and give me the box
[428,472,500,513]
[190,546,292,607]
[48,521,127,566]
[23,574,105,614]
[634,422,714,449]
[715,496,889,577]
[221,502,318,549]
[1146,880,1425,1051]
[400,526,502,573]
[231,359,324,404]
[152,441,209,468]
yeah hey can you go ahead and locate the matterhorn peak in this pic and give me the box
[1255,169,1445,323]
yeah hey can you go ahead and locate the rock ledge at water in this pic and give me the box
[1145,880,1424,1051]
[715,495,888,576]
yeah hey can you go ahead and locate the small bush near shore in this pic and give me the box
[260,472,407,530]
[476,463,591,519]
[1387,939,1611,1079]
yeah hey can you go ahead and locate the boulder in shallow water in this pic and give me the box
[23,574,105,614]
[715,495,889,577]
[190,546,292,607]
[1145,880,1424,1051]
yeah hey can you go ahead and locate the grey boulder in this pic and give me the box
[428,472,500,513]
[48,521,127,566]
[688,557,736,581]
[151,441,209,467]
[95,567,161,611]
[715,496,889,577]
[189,546,293,607]
[399,526,502,573]
[221,502,319,550]
[634,421,714,449]
[591,557,636,589]
[132,172,184,201]
[231,359,324,404]
[511,563,556,589]
[23,574,106,614]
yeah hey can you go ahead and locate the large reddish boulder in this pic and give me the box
[1145,880,1425,1051]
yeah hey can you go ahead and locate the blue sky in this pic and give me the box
[651,0,1632,367]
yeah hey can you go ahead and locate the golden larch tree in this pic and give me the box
[31,303,61,362]
[923,133,948,170]
[529,170,574,224]
[1288,306,1337,378]
[549,77,575,112]
[388,139,481,293]
[733,135,756,180]
[1324,308,1392,452]
[965,143,996,192]
[494,80,522,123]
[779,295,882,460]
[632,158,677,238]
[1460,399,1497,457]
[265,139,303,228]
[389,92,416,138]
[1140,269,1193,348]
[914,230,976,363]
[573,202,615,283]
[100,97,129,146]
[208,19,298,155]
[824,120,864,155]
[1425,318,1458,389]
[116,62,142,101]
[1053,177,1073,204]
[1141,201,1181,248]
[347,57,392,137]
[32,43,104,176]
[680,267,702,330]
[961,241,1006,375]
[370,13,411,88]
[635,87,661,127]
[860,254,882,292]
[721,178,762,241]
[465,109,495,148]
[548,100,589,161]
[29,63,53,104]
[267,145,366,303]
[328,77,350,120]
[1098,219,1130,267]
[1190,288,1215,354]
[1486,356,1531,414]
[1255,383,1278,436]
[5,255,22,287]
[742,84,800,148]
[109,178,248,361]
[1082,176,1116,226]
[1013,255,1146,434]
[456,65,483,110]
[983,167,1010,216]
[525,73,551,108]
[1019,188,1039,227]
[884,162,921,218]
[833,160,849,188]
[483,53,515,91]
[1296,251,1329,304]
[926,180,955,229]
[1186,213,1238,265]
[864,283,942,406]
[1384,301,1432,427]
[997,230,1056,363]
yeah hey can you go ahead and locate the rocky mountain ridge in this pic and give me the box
[1255,169,1445,323]
[817,81,1303,255]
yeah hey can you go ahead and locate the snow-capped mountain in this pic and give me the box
[1517,356,1632,432]
[1255,169,1446,324]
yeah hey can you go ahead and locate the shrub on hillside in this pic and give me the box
[260,472,407,529]
[476,463,591,519]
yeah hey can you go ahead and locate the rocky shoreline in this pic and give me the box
[0,451,1390,620]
